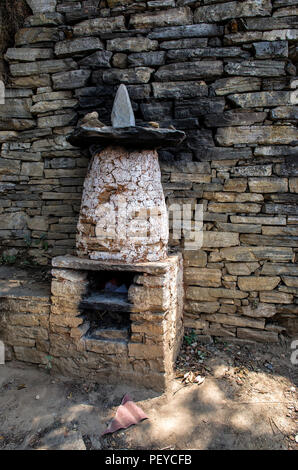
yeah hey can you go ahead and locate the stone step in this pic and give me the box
[91,326,130,341]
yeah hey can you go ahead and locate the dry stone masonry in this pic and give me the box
[0,0,297,356]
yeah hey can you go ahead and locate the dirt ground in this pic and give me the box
[0,337,297,450]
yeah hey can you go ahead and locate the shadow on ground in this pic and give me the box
[0,338,297,450]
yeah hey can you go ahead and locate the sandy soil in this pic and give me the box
[0,338,297,450]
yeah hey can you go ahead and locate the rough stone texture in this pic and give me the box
[52,255,183,390]
[130,7,193,29]
[26,0,57,13]
[111,84,135,128]
[73,16,126,36]
[155,61,223,81]
[194,0,271,23]
[55,37,104,58]
[77,146,169,263]
[0,0,297,345]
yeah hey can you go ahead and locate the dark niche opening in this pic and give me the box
[79,271,135,342]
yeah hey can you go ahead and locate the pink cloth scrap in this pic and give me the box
[101,393,148,436]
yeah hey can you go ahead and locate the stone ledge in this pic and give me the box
[52,254,180,275]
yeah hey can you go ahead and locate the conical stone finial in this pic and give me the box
[111,84,136,128]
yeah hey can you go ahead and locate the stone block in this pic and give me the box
[289,178,298,193]
[184,301,220,313]
[230,215,286,225]
[167,47,248,62]
[74,16,126,36]
[216,223,261,234]
[263,29,298,41]
[226,262,259,276]
[238,276,280,291]
[240,233,297,247]
[0,158,21,175]
[27,216,49,231]
[8,313,40,327]
[202,231,239,247]
[0,212,27,230]
[219,246,294,262]
[37,112,77,129]
[205,111,266,127]
[248,177,288,193]
[0,98,32,119]
[10,59,77,77]
[224,178,247,192]
[185,267,222,287]
[186,287,248,301]
[183,250,207,267]
[208,202,261,213]
[211,77,261,95]
[241,303,276,318]
[228,91,292,107]
[184,317,209,330]
[55,37,104,58]
[237,328,278,342]
[233,165,272,177]
[84,338,128,355]
[155,61,223,81]
[261,263,298,276]
[204,192,263,203]
[79,51,112,69]
[11,74,51,89]
[24,12,64,27]
[128,285,169,311]
[103,67,153,84]
[130,7,193,29]
[52,269,88,283]
[52,70,91,90]
[205,313,265,329]
[15,27,64,45]
[275,162,298,177]
[108,38,158,52]
[26,0,57,13]
[281,276,298,287]
[160,37,208,49]
[128,343,163,359]
[194,0,271,23]
[271,106,298,120]
[51,279,87,298]
[5,48,54,62]
[175,97,225,118]
[216,126,297,146]
[153,81,208,99]
[254,40,288,58]
[260,291,293,303]
[225,60,286,77]
[196,148,252,161]
[148,24,224,40]
[50,314,83,328]
[14,346,48,364]
[128,51,166,67]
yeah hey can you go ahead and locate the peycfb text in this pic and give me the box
[105,455,192,466]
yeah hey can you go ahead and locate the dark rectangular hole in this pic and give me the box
[79,271,136,341]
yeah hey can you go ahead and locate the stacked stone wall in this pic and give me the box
[0,0,297,341]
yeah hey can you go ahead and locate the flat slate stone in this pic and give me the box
[67,125,186,149]
[26,0,56,13]
[52,254,179,274]
[80,293,132,312]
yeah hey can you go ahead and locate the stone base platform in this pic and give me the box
[0,258,184,391]
[50,255,184,391]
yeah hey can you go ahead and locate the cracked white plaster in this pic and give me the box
[76,146,169,263]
